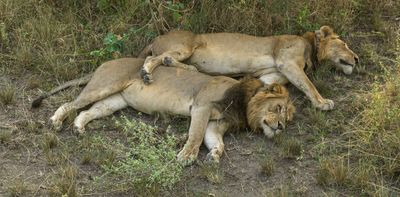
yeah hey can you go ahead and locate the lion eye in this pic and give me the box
[276,105,282,112]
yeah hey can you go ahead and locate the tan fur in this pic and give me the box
[140,26,359,111]
[44,58,295,164]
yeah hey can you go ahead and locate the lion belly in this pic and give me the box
[187,35,278,76]
[121,83,193,116]
[121,67,215,116]
[189,49,277,75]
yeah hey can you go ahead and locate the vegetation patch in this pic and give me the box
[92,117,183,194]
[260,156,275,176]
[0,83,16,106]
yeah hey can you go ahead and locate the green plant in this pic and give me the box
[89,32,125,58]
[94,117,182,193]
[90,26,156,59]
[296,5,319,31]
[165,1,185,24]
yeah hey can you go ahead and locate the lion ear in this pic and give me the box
[316,26,334,39]
[267,83,288,95]
[258,83,288,97]
[286,102,296,121]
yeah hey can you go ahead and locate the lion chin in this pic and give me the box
[339,64,354,75]
[261,124,282,138]
[335,59,355,75]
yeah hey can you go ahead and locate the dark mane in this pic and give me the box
[213,77,263,131]
[302,31,318,71]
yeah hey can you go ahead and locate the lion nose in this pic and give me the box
[354,56,359,64]
[277,122,283,130]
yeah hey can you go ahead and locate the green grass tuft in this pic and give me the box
[92,117,183,194]
[0,83,16,106]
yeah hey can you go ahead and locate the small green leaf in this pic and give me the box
[172,12,182,23]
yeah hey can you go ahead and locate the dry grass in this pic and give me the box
[260,156,275,176]
[274,134,303,159]
[49,164,78,197]
[7,178,27,197]
[0,83,16,106]
[41,132,59,151]
[199,162,224,184]
[0,129,12,144]
[317,158,350,186]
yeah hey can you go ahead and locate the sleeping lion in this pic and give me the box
[32,58,295,163]
[139,26,359,111]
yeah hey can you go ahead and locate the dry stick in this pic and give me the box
[160,0,195,13]
[33,173,52,196]
[12,140,31,180]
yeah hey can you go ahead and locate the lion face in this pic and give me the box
[317,26,359,75]
[247,84,295,138]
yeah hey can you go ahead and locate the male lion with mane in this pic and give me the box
[32,58,295,163]
[139,26,359,111]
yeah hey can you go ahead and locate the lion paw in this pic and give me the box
[140,68,153,85]
[186,65,198,72]
[163,56,173,66]
[50,117,62,131]
[206,152,220,163]
[177,147,199,166]
[316,99,334,110]
[73,124,86,135]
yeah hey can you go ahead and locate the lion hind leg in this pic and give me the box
[141,49,194,84]
[204,121,228,163]
[73,93,127,134]
[163,56,198,72]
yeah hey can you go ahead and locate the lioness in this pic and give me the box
[139,26,359,110]
[32,58,295,163]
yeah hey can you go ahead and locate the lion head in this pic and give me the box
[247,84,295,138]
[316,26,359,75]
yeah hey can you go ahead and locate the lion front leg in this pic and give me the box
[177,106,211,165]
[276,60,334,110]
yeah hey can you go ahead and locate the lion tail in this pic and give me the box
[31,73,93,108]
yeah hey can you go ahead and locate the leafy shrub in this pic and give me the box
[96,117,182,193]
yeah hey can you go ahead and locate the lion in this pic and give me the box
[32,58,295,163]
[139,26,359,111]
